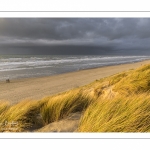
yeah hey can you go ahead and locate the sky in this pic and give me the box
[0,18,150,55]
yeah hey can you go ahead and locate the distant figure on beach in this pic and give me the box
[6,79,10,83]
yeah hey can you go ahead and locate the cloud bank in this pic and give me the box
[0,18,150,55]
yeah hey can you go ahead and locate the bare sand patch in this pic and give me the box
[35,112,81,132]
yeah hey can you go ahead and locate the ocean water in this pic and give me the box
[0,55,149,81]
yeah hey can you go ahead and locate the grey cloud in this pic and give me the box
[0,18,144,40]
[0,18,150,55]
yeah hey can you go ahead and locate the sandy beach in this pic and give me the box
[0,60,150,104]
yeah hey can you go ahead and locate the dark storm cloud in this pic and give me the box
[0,18,150,55]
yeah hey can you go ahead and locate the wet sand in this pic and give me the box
[0,60,150,104]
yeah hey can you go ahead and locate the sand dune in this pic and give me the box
[35,112,81,132]
[0,60,150,104]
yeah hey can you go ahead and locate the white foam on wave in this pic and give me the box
[0,55,149,73]
[0,67,33,72]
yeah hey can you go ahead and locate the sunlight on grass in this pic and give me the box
[78,93,150,132]
[40,89,94,124]
[0,100,43,132]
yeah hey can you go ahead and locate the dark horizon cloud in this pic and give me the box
[0,18,150,55]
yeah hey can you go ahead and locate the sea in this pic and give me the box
[0,55,150,81]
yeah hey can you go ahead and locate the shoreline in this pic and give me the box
[0,58,149,82]
[0,59,150,104]
[0,59,147,83]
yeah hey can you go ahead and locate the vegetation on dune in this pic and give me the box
[0,101,9,114]
[0,100,43,132]
[0,89,94,131]
[108,71,130,85]
[40,89,94,124]
[78,93,150,132]
[113,65,150,95]
[0,64,150,132]
[77,64,150,132]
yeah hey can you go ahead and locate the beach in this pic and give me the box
[0,60,150,104]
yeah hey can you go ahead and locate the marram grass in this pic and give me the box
[0,101,9,114]
[78,93,150,132]
[113,65,150,95]
[40,89,94,124]
[0,100,43,132]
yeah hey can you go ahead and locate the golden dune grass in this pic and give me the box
[0,100,43,132]
[78,64,150,132]
[0,89,94,131]
[78,93,150,132]
[0,101,9,114]
[40,89,94,124]
[113,65,150,95]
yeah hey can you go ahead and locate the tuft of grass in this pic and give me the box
[0,101,10,114]
[113,64,150,95]
[0,100,44,132]
[78,93,150,132]
[109,72,129,85]
[40,89,94,124]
